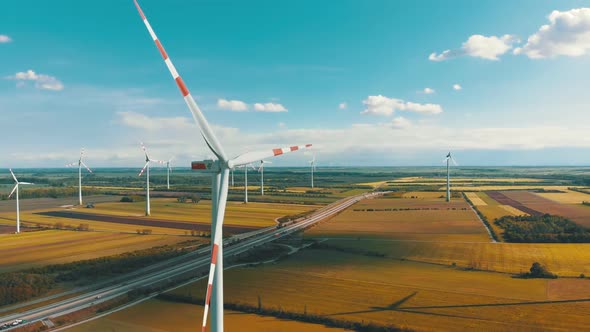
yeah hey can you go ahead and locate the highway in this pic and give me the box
[0,192,381,330]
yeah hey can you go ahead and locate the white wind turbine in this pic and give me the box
[66,148,92,206]
[309,155,316,188]
[138,142,164,216]
[258,160,272,196]
[133,2,312,331]
[240,163,256,204]
[443,152,458,202]
[166,157,173,190]
[8,169,33,234]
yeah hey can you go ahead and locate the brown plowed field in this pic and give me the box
[36,211,259,235]
[501,191,590,227]
[485,191,543,216]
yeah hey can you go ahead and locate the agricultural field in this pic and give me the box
[177,249,590,331]
[68,298,347,332]
[0,230,190,272]
[499,191,590,227]
[537,189,590,204]
[0,198,317,235]
[307,195,490,242]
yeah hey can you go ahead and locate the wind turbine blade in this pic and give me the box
[80,148,85,157]
[19,182,33,185]
[140,142,149,159]
[230,144,312,168]
[65,162,77,167]
[133,0,227,162]
[9,169,17,183]
[8,184,17,198]
[442,157,449,164]
[81,161,93,173]
[138,162,149,177]
[264,160,272,164]
[150,159,166,165]
[451,157,459,166]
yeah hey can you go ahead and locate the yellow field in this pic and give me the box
[392,177,544,183]
[307,196,490,242]
[85,199,315,228]
[499,204,527,216]
[465,192,486,205]
[176,250,590,331]
[440,185,573,191]
[402,191,445,199]
[68,298,347,332]
[537,189,590,204]
[0,230,189,272]
[318,238,590,276]
[356,180,390,188]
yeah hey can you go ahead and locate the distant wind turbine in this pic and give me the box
[66,148,92,206]
[133,2,312,331]
[258,160,272,196]
[309,156,316,188]
[443,152,458,202]
[166,157,173,190]
[138,142,164,216]
[8,169,33,234]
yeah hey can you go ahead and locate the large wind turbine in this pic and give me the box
[166,157,173,190]
[443,152,458,202]
[138,142,163,216]
[133,2,312,331]
[258,160,271,196]
[66,148,92,206]
[309,156,316,188]
[8,169,33,234]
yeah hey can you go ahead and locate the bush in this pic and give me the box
[518,262,557,279]
[120,196,134,203]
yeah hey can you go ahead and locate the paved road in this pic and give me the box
[0,191,381,330]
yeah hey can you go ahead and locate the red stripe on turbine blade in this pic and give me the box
[290,146,299,151]
[305,144,312,148]
[211,244,219,264]
[175,77,189,97]
[273,148,283,156]
[205,284,213,305]
[133,0,146,20]
[155,39,168,60]
[202,327,206,332]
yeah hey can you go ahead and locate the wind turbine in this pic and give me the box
[258,160,272,196]
[309,156,316,188]
[241,164,255,203]
[66,148,92,206]
[133,2,312,331]
[8,169,33,234]
[138,142,163,216]
[165,157,173,190]
[443,152,458,202]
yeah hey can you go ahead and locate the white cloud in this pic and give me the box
[278,122,287,128]
[0,35,11,43]
[254,102,287,112]
[514,8,590,59]
[361,95,443,116]
[391,117,412,129]
[453,84,462,91]
[5,69,64,91]
[430,34,519,61]
[217,98,248,111]
[423,87,435,94]
[338,102,347,110]
[117,111,194,131]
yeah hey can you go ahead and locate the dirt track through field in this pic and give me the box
[485,191,543,216]
[35,211,259,234]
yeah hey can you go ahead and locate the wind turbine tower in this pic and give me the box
[444,152,457,202]
[309,156,316,188]
[66,148,92,206]
[8,169,33,233]
[258,160,271,196]
[138,142,163,216]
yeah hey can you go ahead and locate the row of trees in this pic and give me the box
[495,214,590,243]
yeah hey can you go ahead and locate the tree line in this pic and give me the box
[495,214,590,243]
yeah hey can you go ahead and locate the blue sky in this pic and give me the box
[2,0,590,167]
